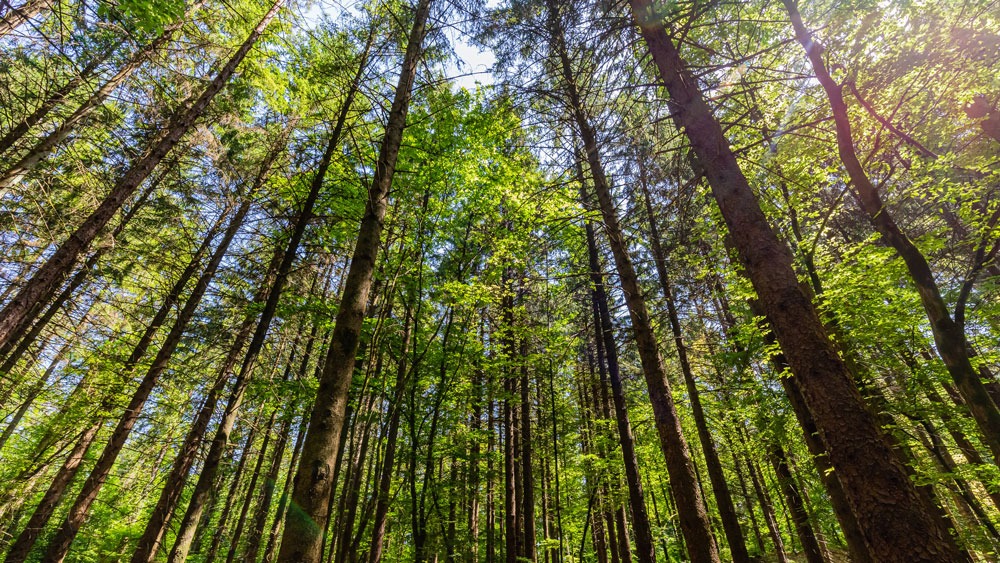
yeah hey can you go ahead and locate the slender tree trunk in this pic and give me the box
[0,339,69,449]
[577,366,609,563]
[31,198,252,563]
[206,423,259,563]
[783,0,1000,462]
[0,170,161,369]
[0,0,54,37]
[0,48,108,156]
[520,340,537,562]
[131,233,284,563]
[277,0,430,557]
[1,201,232,562]
[0,0,284,349]
[624,2,965,560]
[368,297,413,563]
[745,453,788,563]
[3,419,100,562]
[263,404,310,563]
[769,445,826,563]
[486,396,497,563]
[0,1,206,187]
[466,365,483,563]
[637,164,749,563]
[244,409,295,563]
[226,411,277,563]
[582,216,656,563]
[503,294,520,563]
[166,244,287,562]
[546,3,718,560]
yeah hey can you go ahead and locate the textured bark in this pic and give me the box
[33,199,251,563]
[276,0,430,558]
[781,377,873,563]
[782,0,1000,462]
[547,3,718,560]
[625,2,964,560]
[0,0,283,349]
[638,165,748,563]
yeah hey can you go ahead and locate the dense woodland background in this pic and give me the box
[0,0,998,561]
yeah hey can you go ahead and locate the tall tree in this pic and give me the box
[0,0,285,350]
[277,0,432,559]
[623,0,966,559]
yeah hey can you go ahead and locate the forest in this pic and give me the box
[0,0,998,561]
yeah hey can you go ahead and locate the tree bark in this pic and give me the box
[782,0,1000,462]
[624,2,965,560]
[276,0,430,558]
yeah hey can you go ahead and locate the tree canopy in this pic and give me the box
[0,0,998,561]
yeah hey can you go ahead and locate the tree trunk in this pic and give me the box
[0,0,54,38]
[782,0,1000,462]
[546,3,718,560]
[769,445,826,563]
[276,0,430,558]
[3,419,101,562]
[131,231,284,563]
[263,403,311,563]
[0,0,284,349]
[206,422,260,563]
[32,198,252,563]
[519,339,537,562]
[0,47,108,156]
[0,339,69,449]
[624,2,965,560]
[166,239,288,562]
[0,0,206,188]
[582,214,656,563]
[637,163,749,563]
[0,170,161,369]
[368,296,414,563]
[226,411,278,563]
